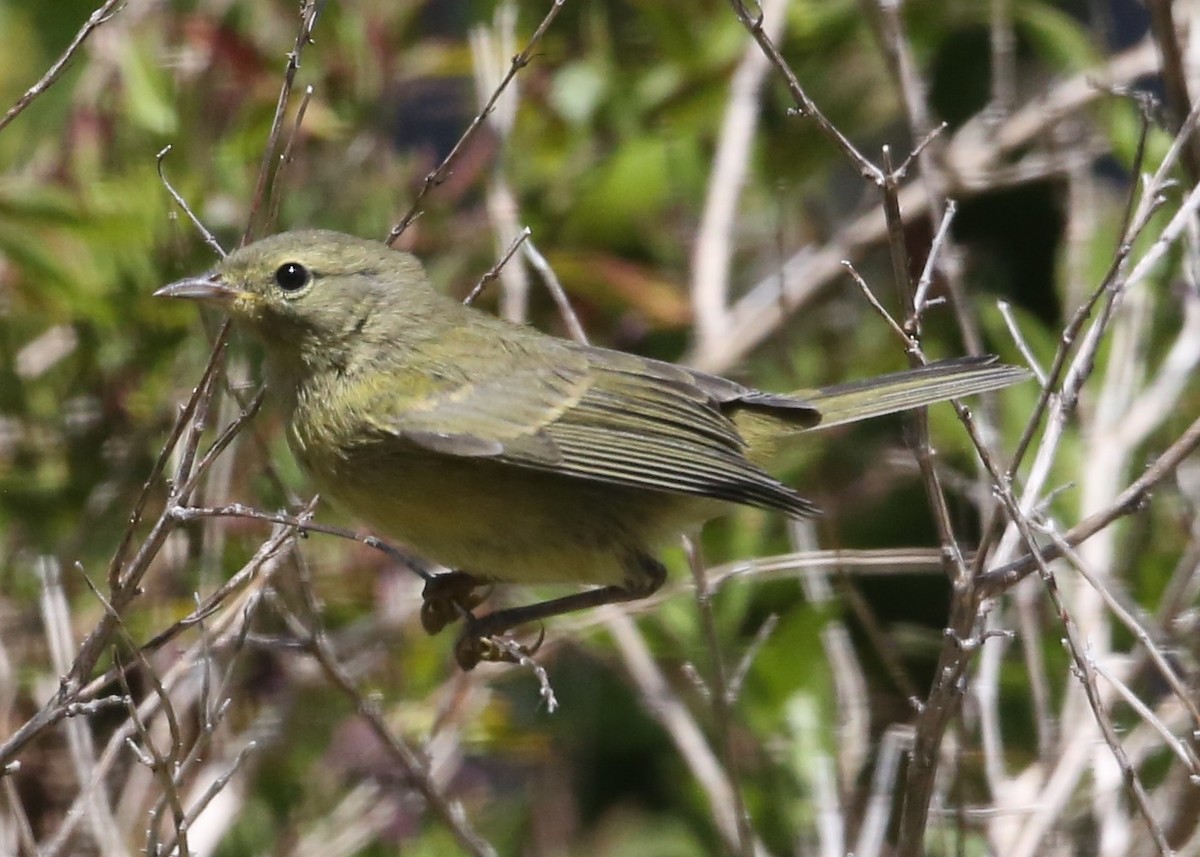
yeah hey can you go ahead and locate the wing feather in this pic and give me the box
[369,338,816,518]
[542,424,816,516]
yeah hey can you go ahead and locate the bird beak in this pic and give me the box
[154,273,241,304]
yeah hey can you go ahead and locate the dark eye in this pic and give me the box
[274,262,310,292]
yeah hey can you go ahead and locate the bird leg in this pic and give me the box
[454,555,667,670]
[420,571,490,634]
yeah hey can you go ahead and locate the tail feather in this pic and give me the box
[799,356,1030,430]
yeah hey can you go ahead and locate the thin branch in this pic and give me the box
[37,559,123,855]
[981,361,1200,589]
[997,301,1046,385]
[1045,529,1200,739]
[970,106,1168,574]
[726,0,880,181]
[158,146,226,257]
[245,0,320,243]
[168,502,434,581]
[912,200,957,320]
[173,388,267,501]
[0,0,124,134]
[1,775,38,854]
[156,741,258,857]
[683,537,756,857]
[264,84,315,232]
[988,0,1017,118]
[0,494,293,772]
[522,237,589,344]
[40,542,289,857]
[899,366,1195,854]
[602,608,767,855]
[386,0,569,245]
[1095,656,1199,776]
[841,261,913,350]
[856,726,913,857]
[76,572,191,857]
[464,227,530,305]
[284,547,499,857]
[691,0,788,353]
[1145,0,1200,180]
[471,5,531,323]
[687,38,1159,372]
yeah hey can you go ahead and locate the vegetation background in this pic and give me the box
[1,0,1199,855]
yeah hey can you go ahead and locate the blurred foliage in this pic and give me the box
[1,0,1191,854]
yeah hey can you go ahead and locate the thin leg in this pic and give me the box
[420,571,489,635]
[454,554,666,670]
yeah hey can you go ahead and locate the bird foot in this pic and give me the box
[454,623,546,671]
[420,571,489,635]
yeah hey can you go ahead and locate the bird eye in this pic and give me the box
[274,262,310,292]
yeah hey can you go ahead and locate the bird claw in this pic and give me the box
[454,624,546,671]
[421,572,549,669]
[420,572,489,635]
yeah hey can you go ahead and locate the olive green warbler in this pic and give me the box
[158,230,1026,669]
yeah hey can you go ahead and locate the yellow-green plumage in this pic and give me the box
[159,231,1027,614]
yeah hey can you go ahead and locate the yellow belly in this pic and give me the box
[295,436,714,588]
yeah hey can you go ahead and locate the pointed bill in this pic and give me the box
[154,274,241,304]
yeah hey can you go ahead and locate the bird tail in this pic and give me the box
[797,355,1029,431]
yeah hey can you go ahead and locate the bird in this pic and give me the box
[158,229,1027,668]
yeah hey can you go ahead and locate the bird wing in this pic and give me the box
[366,338,817,517]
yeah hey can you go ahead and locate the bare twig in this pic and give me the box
[970,108,1170,573]
[726,0,880,180]
[158,146,226,257]
[285,547,499,857]
[988,0,1017,118]
[386,0,569,245]
[174,389,266,502]
[726,613,778,703]
[691,0,788,353]
[106,331,228,589]
[982,412,1200,592]
[167,502,433,581]
[993,510,1172,854]
[464,227,531,306]
[856,726,913,857]
[996,301,1046,384]
[75,566,200,857]
[1145,0,1200,180]
[1044,529,1200,738]
[687,39,1159,372]
[870,0,964,358]
[683,537,756,857]
[471,4,531,323]
[37,559,124,856]
[602,608,767,856]
[264,84,315,233]
[841,261,913,350]
[0,0,124,134]
[912,200,957,321]
[155,740,258,857]
[481,636,559,713]
[1093,660,1198,776]
[1,774,38,854]
[245,0,321,243]
[41,538,291,857]
[898,337,1194,854]
[522,238,589,344]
